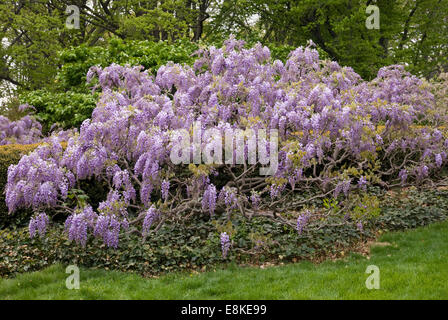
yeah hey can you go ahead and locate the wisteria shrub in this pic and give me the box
[5,37,448,256]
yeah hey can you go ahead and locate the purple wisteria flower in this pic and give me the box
[142,205,159,234]
[219,187,238,209]
[269,184,285,199]
[399,169,408,185]
[161,180,170,201]
[250,191,261,209]
[0,115,42,145]
[29,212,49,239]
[220,232,231,258]
[66,206,97,247]
[92,214,123,248]
[358,176,367,191]
[435,154,443,167]
[202,184,217,215]
[356,222,363,231]
[296,212,311,235]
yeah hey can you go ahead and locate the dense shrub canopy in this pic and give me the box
[5,37,448,254]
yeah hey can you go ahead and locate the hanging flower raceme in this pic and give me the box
[202,184,217,215]
[219,187,238,210]
[296,212,311,235]
[220,232,231,258]
[161,180,170,201]
[142,205,159,235]
[5,141,73,213]
[29,212,49,239]
[65,206,97,247]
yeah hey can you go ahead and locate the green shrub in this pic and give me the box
[0,214,367,278]
[377,188,448,231]
[20,90,97,133]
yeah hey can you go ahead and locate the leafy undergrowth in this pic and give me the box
[1,220,447,299]
[1,188,447,279]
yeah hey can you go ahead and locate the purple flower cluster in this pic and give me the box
[219,187,238,209]
[220,232,231,258]
[0,115,42,145]
[356,222,363,231]
[92,214,123,248]
[358,176,368,191]
[250,191,261,209]
[29,212,49,238]
[5,138,73,213]
[142,205,159,234]
[5,36,448,250]
[65,206,97,246]
[202,184,217,215]
[334,180,352,198]
[98,215,122,248]
[296,212,311,235]
[161,180,170,201]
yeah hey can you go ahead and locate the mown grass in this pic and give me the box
[1,221,447,299]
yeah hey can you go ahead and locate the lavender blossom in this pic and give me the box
[161,180,170,201]
[202,184,217,215]
[220,232,231,258]
[29,212,49,239]
[142,206,158,234]
[296,212,310,235]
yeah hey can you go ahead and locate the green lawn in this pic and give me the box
[1,221,447,300]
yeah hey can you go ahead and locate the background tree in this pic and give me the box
[1,0,447,123]
[208,0,448,79]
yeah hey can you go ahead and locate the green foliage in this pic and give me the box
[20,90,97,132]
[1,188,447,278]
[0,0,211,99]
[378,188,448,231]
[210,0,448,79]
[0,0,84,104]
[351,194,382,221]
[0,218,221,277]
[2,220,448,299]
[2,0,447,106]
[117,1,193,41]
[430,73,448,124]
[0,97,27,121]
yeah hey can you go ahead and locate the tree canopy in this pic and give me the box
[1,0,447,107]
